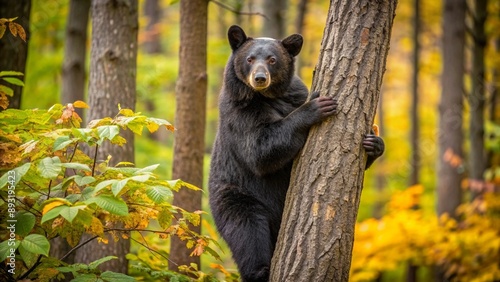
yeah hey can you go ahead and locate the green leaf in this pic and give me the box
[60,205,86,223]
[111,179,129,196]
[94,179,118,194]
[37,156,62,179]
[88,256,117,269]
[130,174,150,182]
[166,179,183,191]
[72,128,95,142]
[0,71,24,77]
[100,271,136,282]
[15,212,36,237]
[134,164,160,175]
[2,76,25,86]
[53,136,74,151]
[146,185,173,204]
[0,84,13,96]
[97,125,120,142]
[18,243,38,268]
[41,205,66,223]
[20,234,50,256]
[0,239,20,262]
[71,273,98,282]
[61,162,91,172]
[74,176,96,186]
[0,162,31,189]
[86,195,128,216]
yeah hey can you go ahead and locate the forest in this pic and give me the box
[0,0,499,281]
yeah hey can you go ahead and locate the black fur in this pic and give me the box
[209,25,384,282]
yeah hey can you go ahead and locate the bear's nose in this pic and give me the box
[254,72,267,83]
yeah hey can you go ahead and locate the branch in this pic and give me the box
[209,0,268,19]
[18,254,42,280]
[92,144,99,176]
[59,235,99,262]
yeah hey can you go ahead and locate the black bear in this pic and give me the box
[208,25,384,282]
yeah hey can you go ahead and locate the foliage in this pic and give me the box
[351,186,500,282]
[0,102,223,281]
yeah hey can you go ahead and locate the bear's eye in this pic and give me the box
[269,57,276,65]
[246,57,254,64]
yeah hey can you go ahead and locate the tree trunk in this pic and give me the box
[60,0,90,120]
[407,0,420,280]
[169,0,207,273]
[261,0,287,38]
[437,0,465,220]
[270,1,397,281]
[0,0,31,109]
[409,0,420,188]
[143,0,162,54]
[74,0,138,273]
[469,0,487,200]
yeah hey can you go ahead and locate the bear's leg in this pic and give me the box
[222,212,273,282]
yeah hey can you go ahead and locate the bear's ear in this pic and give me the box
[281,34,303,57]
[228,25,248,51]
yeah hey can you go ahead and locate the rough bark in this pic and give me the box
[469,0,487,199]
[261,0,287,38]
[169,0,207,273]
[437,0,465,219]
[0,0,31,109]
[270,1,397,281]
[60,0,90,119]
[74,0,138,273]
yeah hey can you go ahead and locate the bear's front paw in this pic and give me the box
[310,96,339,120]
[363,134,385,158]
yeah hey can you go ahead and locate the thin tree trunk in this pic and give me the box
[52,2,90,272]
[143,0,162,54]
[407,0,420,280]
[0,0,31,109]
[60,0,90,120]
[270,1,397,281]
[469,0,487,200]
[169,0,207,274]
[410,0,420,188]
[261,0,287,38]
[437,0,465,220]
[294,0,308,76]
[74,0,138,273]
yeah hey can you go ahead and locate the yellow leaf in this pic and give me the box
[372,124,379,136]
[13,22,25,42]
[119,108,135,117]
[73,100,89,108]
[146,122,159,133]
[8,22,17,37]
[42,200,66,214]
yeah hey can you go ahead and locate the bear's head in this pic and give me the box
[227,25,303,98]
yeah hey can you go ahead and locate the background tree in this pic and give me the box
[74,0,138,273]
[169,0,208,273]
[469,0,487,199]
[60,0,90,120]
[437,0,465,220]
[270,0,397,281]
[261,0,287,38]
[408,0,420,280]
[0,0,31,109]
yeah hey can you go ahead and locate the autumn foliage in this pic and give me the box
[351,185,500,282]
[0,102,224,281]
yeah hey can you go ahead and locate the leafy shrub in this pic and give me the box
[0,102,223,281]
